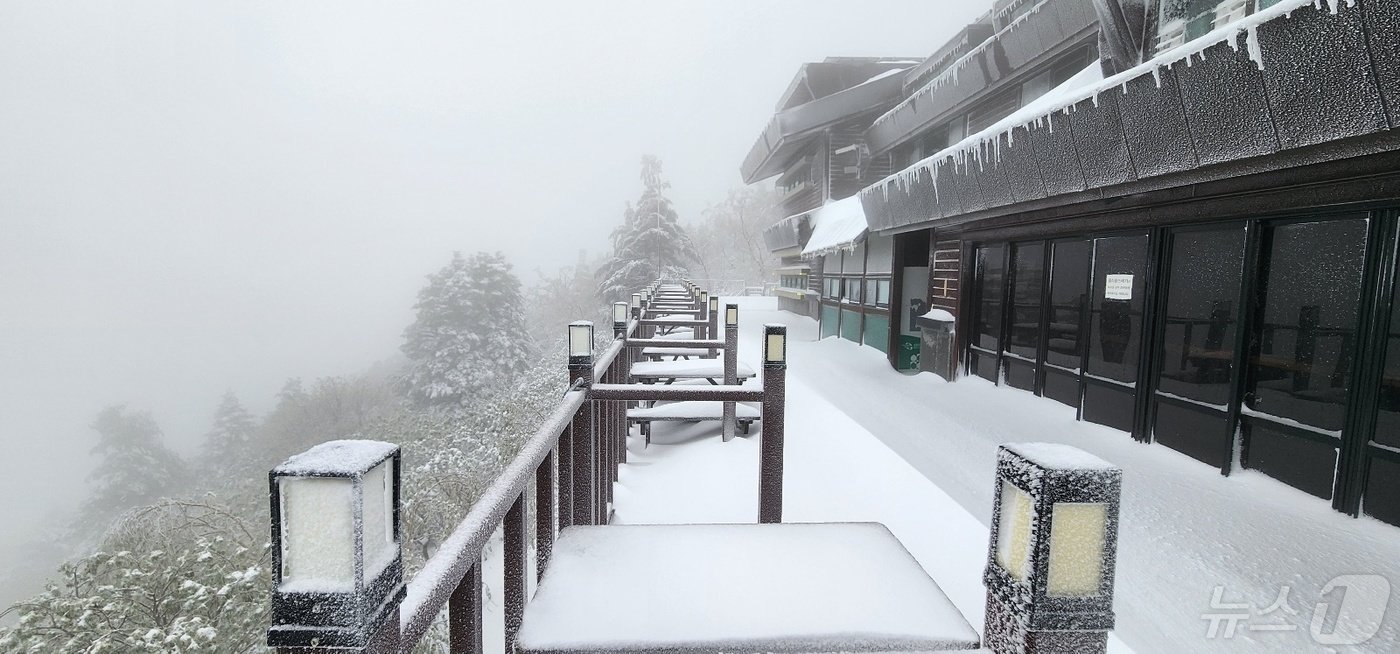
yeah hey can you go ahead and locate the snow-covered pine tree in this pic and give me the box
[400,251,534,407]
[597,155,700,302]
[200,391,256,470]
[80,406,189,527]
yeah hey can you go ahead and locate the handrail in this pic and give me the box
[267,281,792,654]
[400,388,587,644]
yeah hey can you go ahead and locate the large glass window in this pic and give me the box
[1007,242,1045,361]
[1046,240,1092,370]
[1378,266,1400,449]
[1087,235,1151,383]
[845,278,863,304]
[1246,219,1368,433]
[974,245,1006,352]
[1157,228,1247,406]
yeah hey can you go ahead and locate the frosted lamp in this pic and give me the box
[631,293,641,308]
[700,291,709,305]
[710,297,719,311]
[994,480,1034,581]
[726,305,738,327]
[612,302,628,325]
[1046,502,1107,597]
[569,321,594,360]
[982,443,1121,648]
[764,325,787,364]
[269,441,403,649]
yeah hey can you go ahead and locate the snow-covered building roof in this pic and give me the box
[742,58,917,184]
[860,0,1400,234]
[865,0,1100,156]
[801,195,869,258]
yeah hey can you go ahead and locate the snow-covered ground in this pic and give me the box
[613,296,1141,652]
[701,296,1399,653]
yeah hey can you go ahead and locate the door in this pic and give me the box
[899,266,929,370]
[1083,234,1151,434]
[1004,241,1046,392]
[1241,218,1369,499]
[1043,239,1092,409]
[1151,226,1249,469]
[969,244,1006,383]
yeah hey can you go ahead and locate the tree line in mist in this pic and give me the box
[0,156,781,652]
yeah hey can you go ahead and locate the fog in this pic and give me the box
[0,0,987,603]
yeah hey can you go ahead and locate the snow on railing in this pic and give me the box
[265,281,792,653]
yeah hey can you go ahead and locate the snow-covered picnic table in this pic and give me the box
[630,359,755,383]
[515,523,981,654]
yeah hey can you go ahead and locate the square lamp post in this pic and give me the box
[631,293,642,320]
[983,443,1122,654]
[612,301,628,338]
[569,320,594,366]
[269,440,403,650]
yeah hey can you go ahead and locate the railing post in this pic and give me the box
[503,492,528,650]
[448,562,483,653]
[723,303,739,442]
[708,296,720,358]
[568,321,597,526]
[267,442,404,653]
[759,325,787,524]
[556,425,573,531]
[613,303,631,467]
[535,449,555,579]
[699,291,710,339]
[982,444,1122,654]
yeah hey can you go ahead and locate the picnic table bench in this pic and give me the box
[516,523,981,654]
[627,401,760,440]
[642,346,716,361]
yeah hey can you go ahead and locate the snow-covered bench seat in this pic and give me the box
[629,360,756,384]
[516,523,981,654]
[627,401,759,440]
[641,346,716,361]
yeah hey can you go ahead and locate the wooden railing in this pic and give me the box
[267,282,788,653]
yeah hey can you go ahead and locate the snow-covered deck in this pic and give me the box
[517,523,980,653]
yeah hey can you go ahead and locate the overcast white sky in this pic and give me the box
[0,0,990,589]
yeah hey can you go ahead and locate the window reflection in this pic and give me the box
[1008,242,1045,360]
[1046,240,1091,369]
[1247,219,1367,433]
[1157,229,1247,405]
[975,245,1006,352]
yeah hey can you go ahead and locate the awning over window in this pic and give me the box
[801,196,869,258]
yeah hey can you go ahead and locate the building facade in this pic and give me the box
[750,0,1400,527]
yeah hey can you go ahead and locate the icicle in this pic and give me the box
[1245,25,1264,70]
[1151,66,1162,89]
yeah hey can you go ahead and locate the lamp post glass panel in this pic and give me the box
[269,441,403,648]
[984,443,1121,654]
[765,327,786,364]
[569,321,594,363]
[612,302,628,326]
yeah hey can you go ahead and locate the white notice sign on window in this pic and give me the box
[1104,274,1133,301]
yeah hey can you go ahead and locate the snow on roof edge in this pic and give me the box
[863,0,1336,205]
[800,195,870,258]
